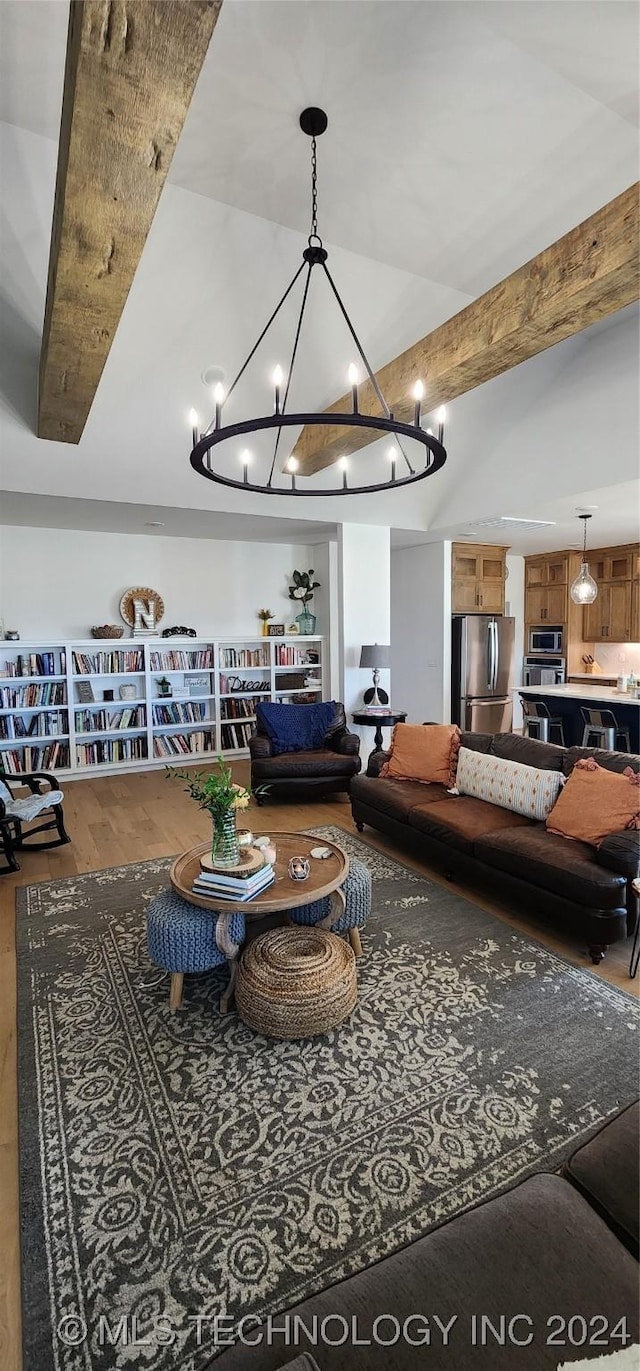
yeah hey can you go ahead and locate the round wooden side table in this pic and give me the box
[352,710,407,756]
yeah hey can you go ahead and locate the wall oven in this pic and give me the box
[528,627,563,654]
[523,657,566,687]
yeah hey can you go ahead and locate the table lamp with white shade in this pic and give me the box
[359,643,390,706]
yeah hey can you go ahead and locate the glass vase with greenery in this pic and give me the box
[288,569,320,634]
[167,756,263,868]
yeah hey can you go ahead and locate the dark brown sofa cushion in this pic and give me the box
[350,775,453,823]
[565,1102,639,1258]
[212,1175,639,1370]
[476,826,627,910]
[490,731,565,770]
[564,745,640,777]
[251,749,360,780]
[408,794,532,855]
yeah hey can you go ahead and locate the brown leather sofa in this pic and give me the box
[249,702,361,801]
[350,731,639,964]
[211,1102,639,1370]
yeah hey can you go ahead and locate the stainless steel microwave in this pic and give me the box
[528,627,563,654]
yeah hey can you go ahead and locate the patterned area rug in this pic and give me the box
[17,826,639,1371]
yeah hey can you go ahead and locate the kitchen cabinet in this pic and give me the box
[524,561,568,624]
[452,544,507,614]
[583,580,632,642]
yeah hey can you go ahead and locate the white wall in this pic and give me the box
[338,524,391,754]
[506,553,525,729]
[391,541,452,725]
[0,525,317,640]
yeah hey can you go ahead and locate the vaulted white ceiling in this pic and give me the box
[0,0,638,549]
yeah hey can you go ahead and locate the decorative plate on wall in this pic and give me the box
[119,587,165,628]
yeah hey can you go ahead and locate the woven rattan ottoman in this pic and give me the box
[235,925,357,1039]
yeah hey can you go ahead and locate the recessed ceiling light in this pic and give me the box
[146,521,165,527]
[201,364,226,388]
[575,504,599,512]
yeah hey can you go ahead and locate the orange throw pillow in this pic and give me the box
[380,723,461,786]
[546,759,640,847]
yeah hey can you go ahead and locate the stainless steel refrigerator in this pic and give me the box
[451,615,516,734]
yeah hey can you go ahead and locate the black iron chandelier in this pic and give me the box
[188,108,448,497]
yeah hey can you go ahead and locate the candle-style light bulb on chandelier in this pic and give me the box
[188,108,447,496]
[570,514,599,605]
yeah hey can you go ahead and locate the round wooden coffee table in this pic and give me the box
[170,832,349,923]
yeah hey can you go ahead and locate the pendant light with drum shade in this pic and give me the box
[570,514,599,605]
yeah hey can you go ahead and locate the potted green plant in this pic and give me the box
[167,756,264,868]
[288,569,320,634]
[157,676,172,698]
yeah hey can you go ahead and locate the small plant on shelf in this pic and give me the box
[257,608,275,637]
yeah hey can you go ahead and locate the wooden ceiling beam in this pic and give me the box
[291,184,640,474]
[38,0,222,444]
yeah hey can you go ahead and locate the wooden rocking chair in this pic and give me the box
[0,770,70,874]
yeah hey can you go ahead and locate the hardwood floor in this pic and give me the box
[1,766,637,1371]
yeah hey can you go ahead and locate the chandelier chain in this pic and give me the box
[310,135,319,242]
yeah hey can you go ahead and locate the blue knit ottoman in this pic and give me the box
[288,856,371,957]
[146,888,246,1012]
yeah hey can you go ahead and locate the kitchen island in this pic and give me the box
[516,683,639,752]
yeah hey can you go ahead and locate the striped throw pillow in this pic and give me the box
[454,746,564,821]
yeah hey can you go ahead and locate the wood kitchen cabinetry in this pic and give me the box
[524,542,640,658]
[524,554,569,624]
[452,544,507,614]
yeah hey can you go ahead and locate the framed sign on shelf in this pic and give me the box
[267,624,286,637]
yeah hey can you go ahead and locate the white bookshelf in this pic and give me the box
[0,636,324,779]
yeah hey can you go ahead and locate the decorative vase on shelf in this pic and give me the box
[296,609,316,635]
[210,810,240,868]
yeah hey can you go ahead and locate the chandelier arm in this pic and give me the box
[202,261,307,435]
[267,261,313,486]
[321,262,415,476]
[320,263,390,419]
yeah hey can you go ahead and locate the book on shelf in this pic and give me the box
[0,741,70,773]
[150,649,213,670]
[0,710,65,739]
[75,706,146,733]
[192,866,275,902]
[3,651,60,678]
[0,682,66,708]
[72,649,144,675]
[220,721,254,750]
[152,732,214,757]
[152,701,207,725]
[76,737,147,766]
[219,647,269,669]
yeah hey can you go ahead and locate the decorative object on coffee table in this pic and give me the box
[167,755,260,871]
[289,855,310,881]
[235,926,357,1039]
[91,624,124,639]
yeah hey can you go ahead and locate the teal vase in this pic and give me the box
[296,609,316,635]
[211,810,240,868]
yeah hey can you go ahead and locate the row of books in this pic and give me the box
[0,711,66,739]
[74,707,146,733]
[149,650,214,670]
[76,737,147,766]
[0,682,67,708]
[72,650,144,675]
[221,721,254,750]
[219,648,269,668]
[0,742,70,773]
[2,651,64,678]
[152,702,208,725]
[220,696,261,720]
[219,675,269,695]
[273,645,316,666]
[152,732,215,757]
[192,862,275,903]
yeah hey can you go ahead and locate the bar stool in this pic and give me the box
[520,697,565,746]
[580,707,631,752]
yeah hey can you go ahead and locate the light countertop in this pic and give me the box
[516,683,640,708]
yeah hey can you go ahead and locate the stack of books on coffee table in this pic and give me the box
[192,860,275,903]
